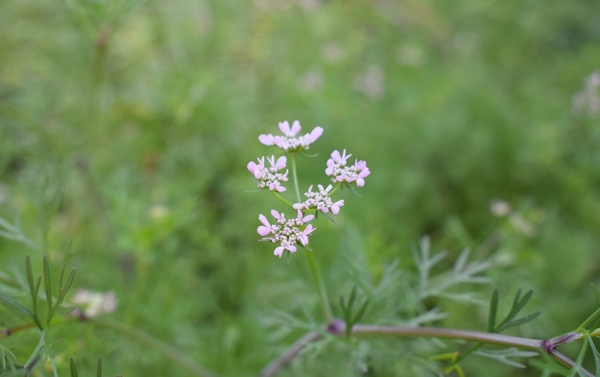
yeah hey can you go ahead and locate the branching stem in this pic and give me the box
[262,321,600,377]
[289,152,333,322]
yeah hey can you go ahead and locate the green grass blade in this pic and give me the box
[488,289,499,333]
[69,358,79,377]
[96,358,102,377]
[43,256,52,310]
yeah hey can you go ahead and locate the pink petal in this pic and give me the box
[278,121,291,135]
[293,203,304,209]
[271,209,283,220]
[259,134,274,146]
[297,210,313,222]
[275,185,286,192]
[301,225,315,243]
[290,120,301,135]
[355,160,367,170]
[358,168,370,179]
[287,245,297,253]
[258,214,270,227]
[257,226,271,236]
[356,179,364,187]
[341,149,351,161]
[305,224,315,234]
[247,161,257,173]
[273,136,283,148]
[331,200,344,214]
[310,127,323,141]
[325,159,335,175]
[275,156,286,170]
[331,150,341,162]
[274,246,285,257]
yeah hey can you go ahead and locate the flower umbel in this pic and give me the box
[325,149,371,187]
[259,120,324,152]
[247,155,289,192]
[294,184,344,214]
[257,209,315,257]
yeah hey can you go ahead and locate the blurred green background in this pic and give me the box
[2,0,600,375]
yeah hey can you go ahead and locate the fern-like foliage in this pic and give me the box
[412,236,490,305]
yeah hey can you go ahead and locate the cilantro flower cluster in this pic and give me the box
[248,121,370,258]
[325,149,371,187]
[247,155,288,192]
[257,210,315,257]
[293,184,344,214]
[259,120,324,152]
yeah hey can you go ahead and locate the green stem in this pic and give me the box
[578,307,600,331]
[93,319,218,377]
[351,325,542,349]
[271,191,294,209]
[288,154,332,322]
[304,250,333,323]
[290,154,301,203]
[328,182,343,197]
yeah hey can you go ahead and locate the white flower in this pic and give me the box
[293,184,344,214]
[259,121,324,152]
[247,155,289,192]
[325,149,371,187]
[257,210,316,257]
[71,289,118,318]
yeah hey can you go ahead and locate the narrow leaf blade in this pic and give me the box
[488,289,499,333]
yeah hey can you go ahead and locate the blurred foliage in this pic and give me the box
[1,0,600,375]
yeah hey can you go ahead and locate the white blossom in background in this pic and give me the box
[490,199,511,217]
[259,121,324,152]
[397,45,426,67]
[354,65,385,100]
[294,184,344,214]
[325,149,370,187]
[247,155,288,192]
[297,0,320,11]
[510,213,536,237]
[257,209,315,257]
[72,289,118,318]
[572,70,600,116]
[321,43,344,63]
[297,68,323,93]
